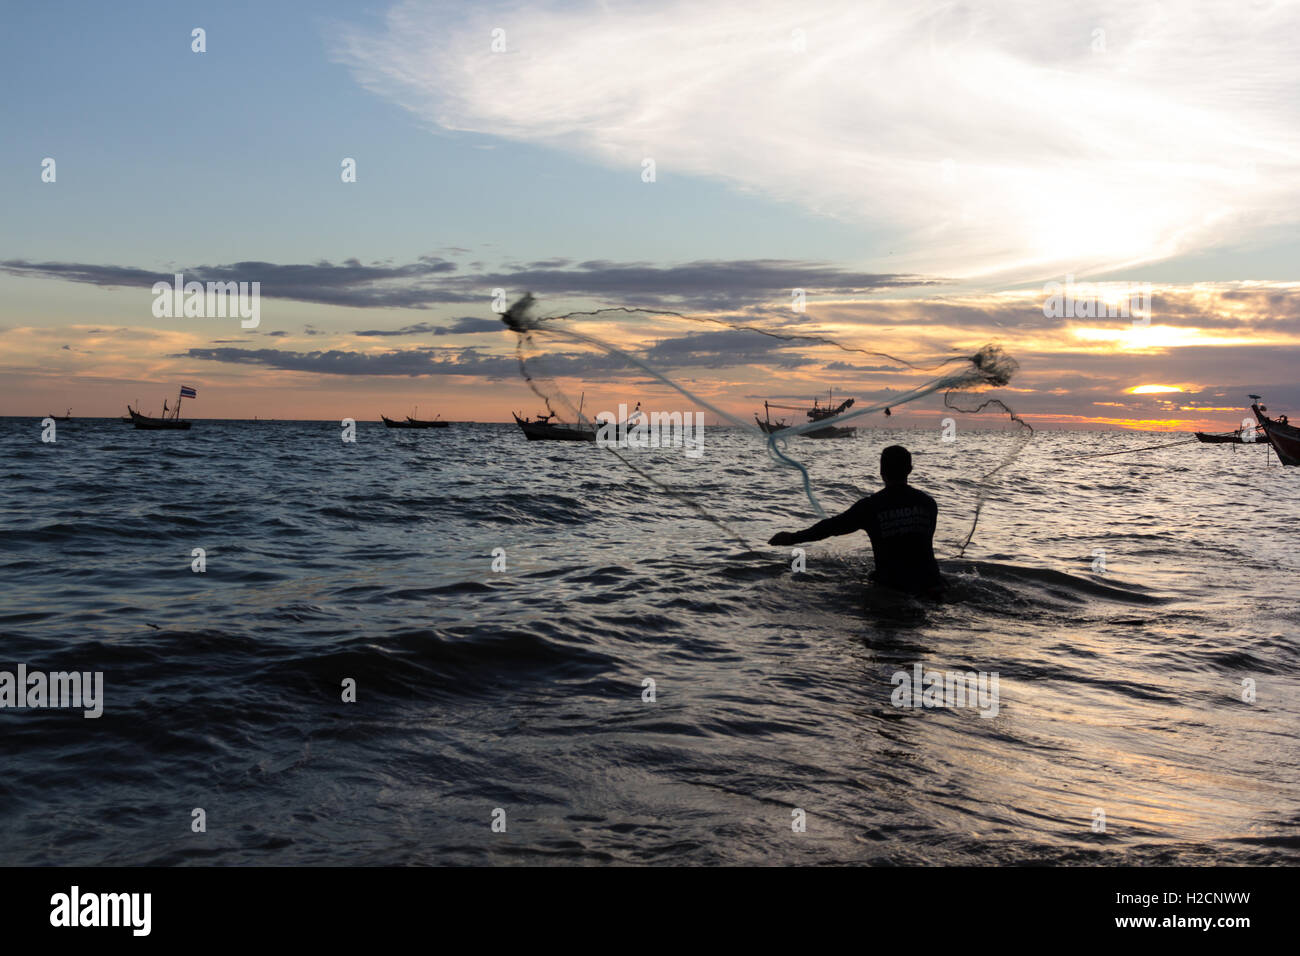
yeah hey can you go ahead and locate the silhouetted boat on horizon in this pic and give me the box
[128,406,192,430]
[383,406,449,428]
[512,411,597,441]
[756,391,857,439]
[513,392,606,442]
[128,386,194,430]
[405,413,448,428]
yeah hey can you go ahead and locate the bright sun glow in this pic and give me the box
[1128,385,1184,394]
[1071,325,1268,350]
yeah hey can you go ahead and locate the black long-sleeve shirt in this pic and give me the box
[791,484,943,592]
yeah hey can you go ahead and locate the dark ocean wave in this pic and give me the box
[0,418,1296,864]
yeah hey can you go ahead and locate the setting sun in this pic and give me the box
[1127,385,1184,394]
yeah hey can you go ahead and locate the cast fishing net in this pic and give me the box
[501,293,1031,555]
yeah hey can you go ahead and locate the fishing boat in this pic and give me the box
[48,408,71,422]
[128,405,192,429]
[382,406,449,428]
[1249,395,1300,466]
[756,391,857,439]
[405,407,448,428]
[381,414,421,429]
[512,411,597,441]
[512,392,605,442]
[128,386,194,430]
[754,402,791,433]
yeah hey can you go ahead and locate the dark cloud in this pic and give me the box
[0,257,471,310]
[1,256,939,312]
[467,259,936,309]
[642,329,814,369]
[180,344,650,380]
[353,322,440,337]
[823,361,907,373]
[179,326,837,380]
[353,316,502,337]
[181,346,519,378]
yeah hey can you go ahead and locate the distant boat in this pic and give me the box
[381,414,424,429]
[382,406,449,428]
[512,411,597,441]
[48,408,71,422]
[128,386,194,430]
[512,392,603,442]
[756,391,857,439]
[405,407,448,428]
[1250,395,1300,466]
[128,406,192,430]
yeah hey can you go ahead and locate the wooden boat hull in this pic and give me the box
[756,415,854,438]
[1195,430,1270,445]
[405,418,449,428]
[381,415,421,429]
[128,407,191,430]
[1252,403,1300,466]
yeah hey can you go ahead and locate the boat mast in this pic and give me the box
[174,387,184,420]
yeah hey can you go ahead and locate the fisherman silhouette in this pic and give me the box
[768,445,944,596]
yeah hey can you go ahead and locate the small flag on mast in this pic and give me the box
[180,386,197,399]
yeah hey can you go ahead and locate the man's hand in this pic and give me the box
[768,532,797,546]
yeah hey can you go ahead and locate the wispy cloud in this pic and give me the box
[336,0,1300,281]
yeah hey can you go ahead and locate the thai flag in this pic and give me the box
[180,386,197,399]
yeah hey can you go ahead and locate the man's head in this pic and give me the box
[880,444,912,485]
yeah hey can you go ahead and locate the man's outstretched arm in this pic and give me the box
[768,505,862,546]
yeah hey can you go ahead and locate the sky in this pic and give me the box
[2,0,1298,429]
